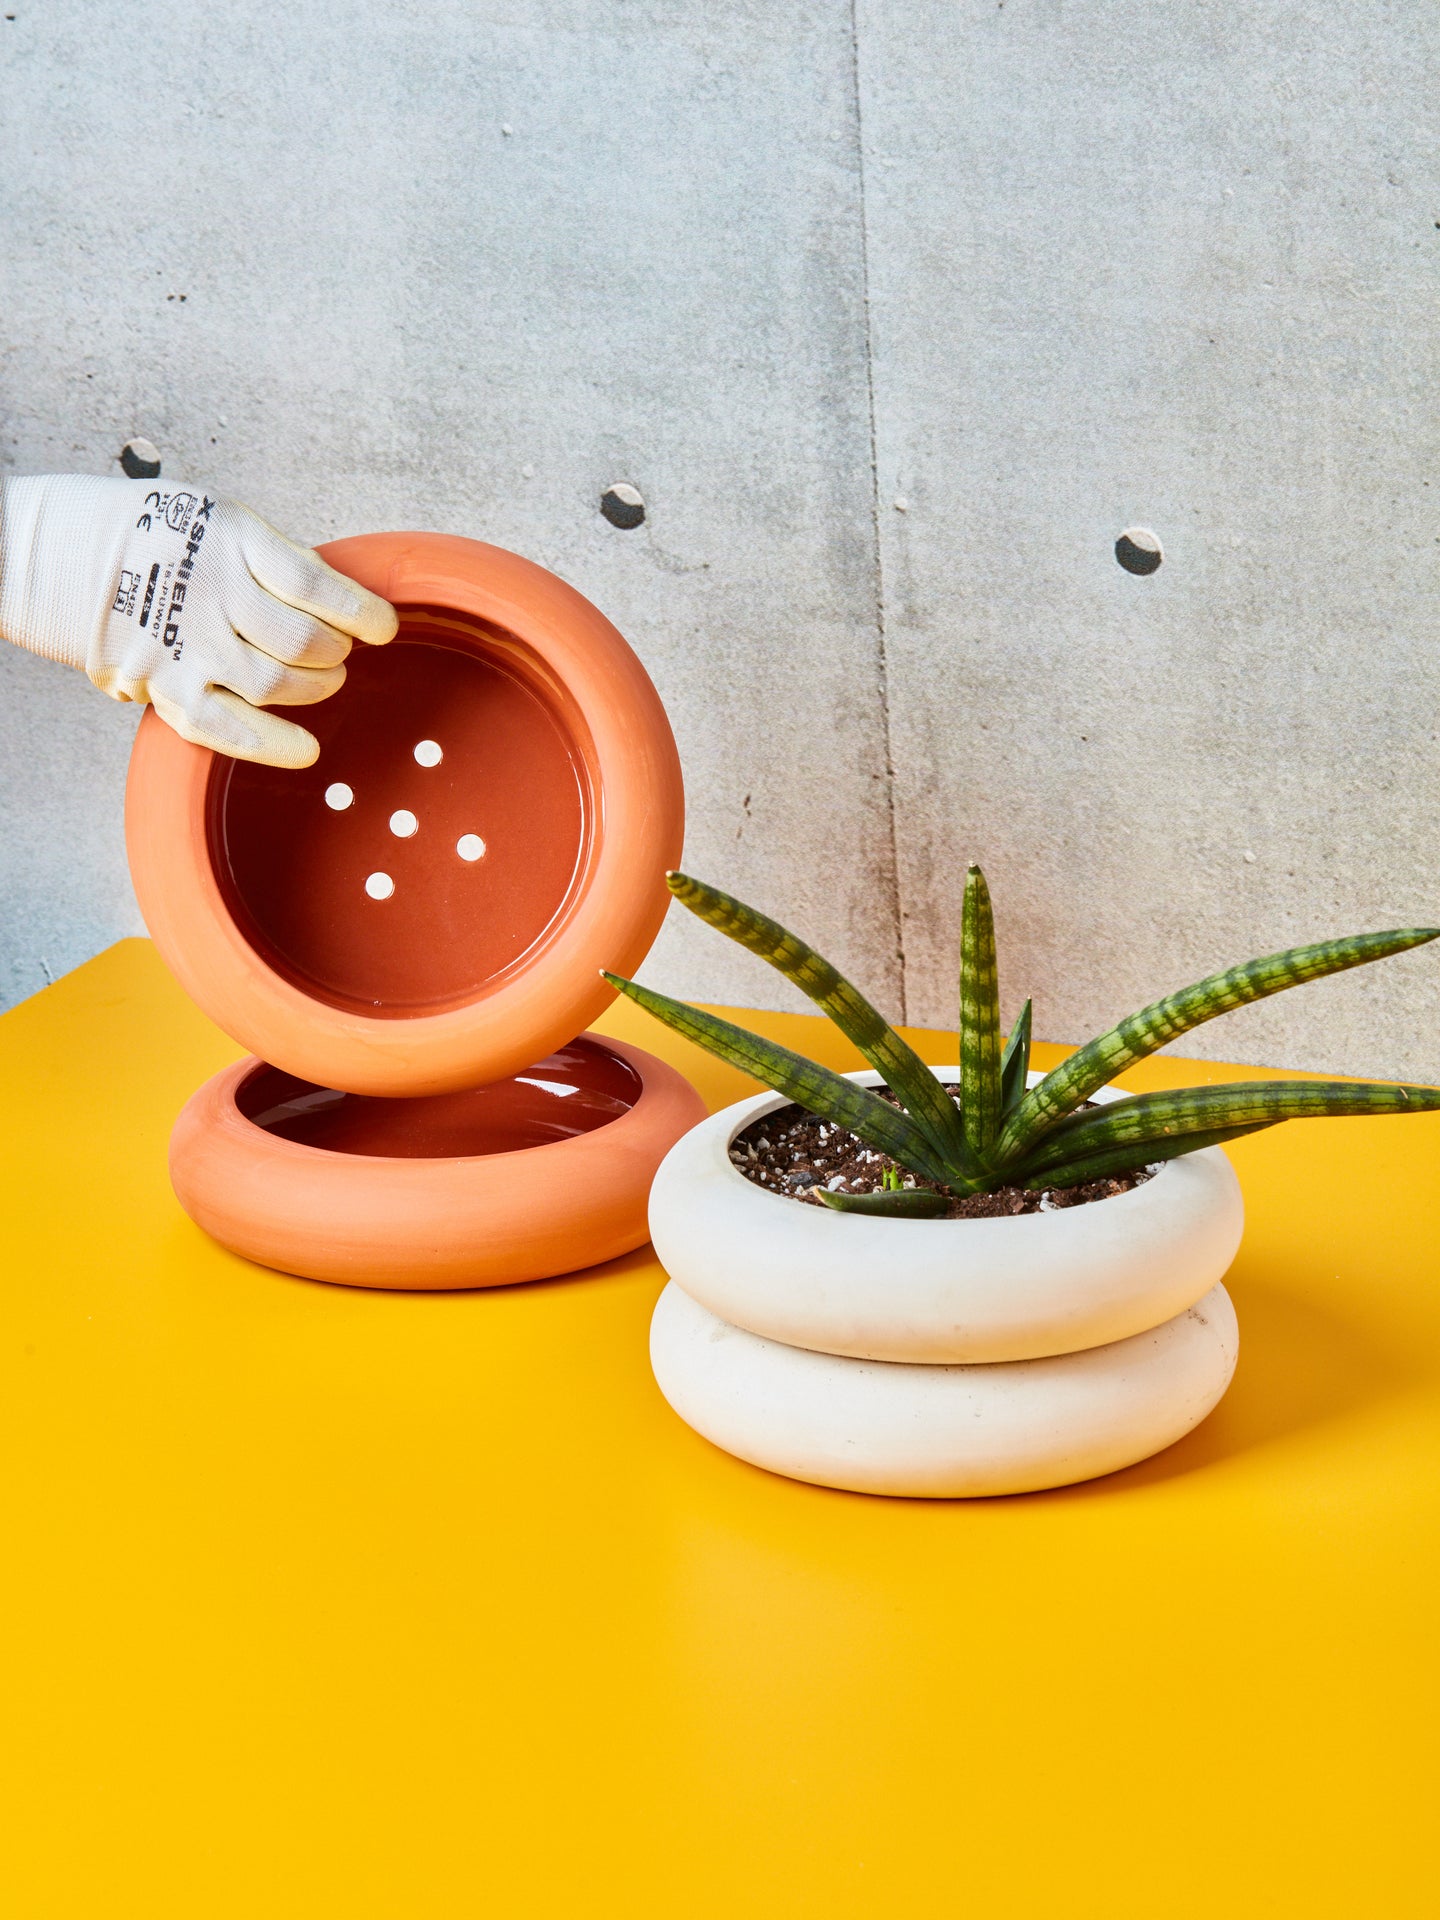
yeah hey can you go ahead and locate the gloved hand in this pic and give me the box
[0,473,397,768]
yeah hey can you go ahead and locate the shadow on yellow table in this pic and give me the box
[2,941,1436,1917]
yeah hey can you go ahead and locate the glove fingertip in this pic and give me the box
[279,728,322,769]
[352,590,399,646]
[299,550,396,644]
[159,685,322,770]
[249,709,321,768]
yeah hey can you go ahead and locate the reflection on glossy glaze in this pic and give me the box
[209,613,589,1015]
[236,1039,640,1158]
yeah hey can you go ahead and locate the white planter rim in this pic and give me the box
[647,1068,1245,1365]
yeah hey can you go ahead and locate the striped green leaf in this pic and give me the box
[999,998,1033,1115]
[603,973,955,1185]
[993,927,1440,1166]
[818,1187,951,1218]
[665,872,977,1179]
[960,866,1003,1157]
[1019,1123,1276,1191]
[1020,1077,1440,1177]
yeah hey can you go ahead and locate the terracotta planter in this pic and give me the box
[126,533,684,1097]
[128,532,698,1288]
[647,1069,1244,1495]
[648,1072,1244,1363]
[171,1035,705,1289]
[650,1278,1238,1499]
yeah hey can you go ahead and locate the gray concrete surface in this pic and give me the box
[0,1,897,1023]
[860,0,1440,1077]
[2,1,1437,1081]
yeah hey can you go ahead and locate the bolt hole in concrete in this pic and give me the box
[600,483,646,530]
[365,872,395,901]
[413,739,443,767]
[456,834,486,862]
[1115,527,1163,575]
[325,783,354,811]
[389,809,418,838]
[119,437,162,480]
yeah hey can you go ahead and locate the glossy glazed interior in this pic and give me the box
[235,1039,641,1158]
[207,608,592,1014]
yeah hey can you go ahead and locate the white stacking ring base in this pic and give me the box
[650,1280,1239,1498]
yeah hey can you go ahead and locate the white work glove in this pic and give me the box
[0,473,397,768]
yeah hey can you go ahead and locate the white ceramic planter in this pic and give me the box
[648,1070,1244,1364]
[650,1279,1239,1498]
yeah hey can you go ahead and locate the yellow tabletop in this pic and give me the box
[2,940,1437,1917]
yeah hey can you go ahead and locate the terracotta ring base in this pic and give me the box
[170,1036,706,1290]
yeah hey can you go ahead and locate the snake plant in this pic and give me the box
[604,869,1440,1218]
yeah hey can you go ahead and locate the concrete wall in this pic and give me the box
[2,1,1437,1079]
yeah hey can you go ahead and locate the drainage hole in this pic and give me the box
[325,783,354,811]
[389,809,418,838]
[414,739,443,768]
[365,872,395,901]
[456,834,487,862]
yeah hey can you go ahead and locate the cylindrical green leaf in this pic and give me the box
[604,972,957,1186]
[665,872,977,1180]
[1019,1122,1275,1190]
[994,927,1440,1165]
[818,1187,951,1218]
[999,998,1033,1115]
[960,866,1003,1157]
[1021,1078,1440,1176]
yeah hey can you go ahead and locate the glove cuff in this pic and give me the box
[0,474,131,672]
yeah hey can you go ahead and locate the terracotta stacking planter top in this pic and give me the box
[131,531,702,1290]
[127,532,685,1096]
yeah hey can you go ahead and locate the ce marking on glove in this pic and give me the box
[134,489,201,536]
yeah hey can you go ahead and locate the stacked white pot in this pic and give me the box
[648,1071,1243,1498]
